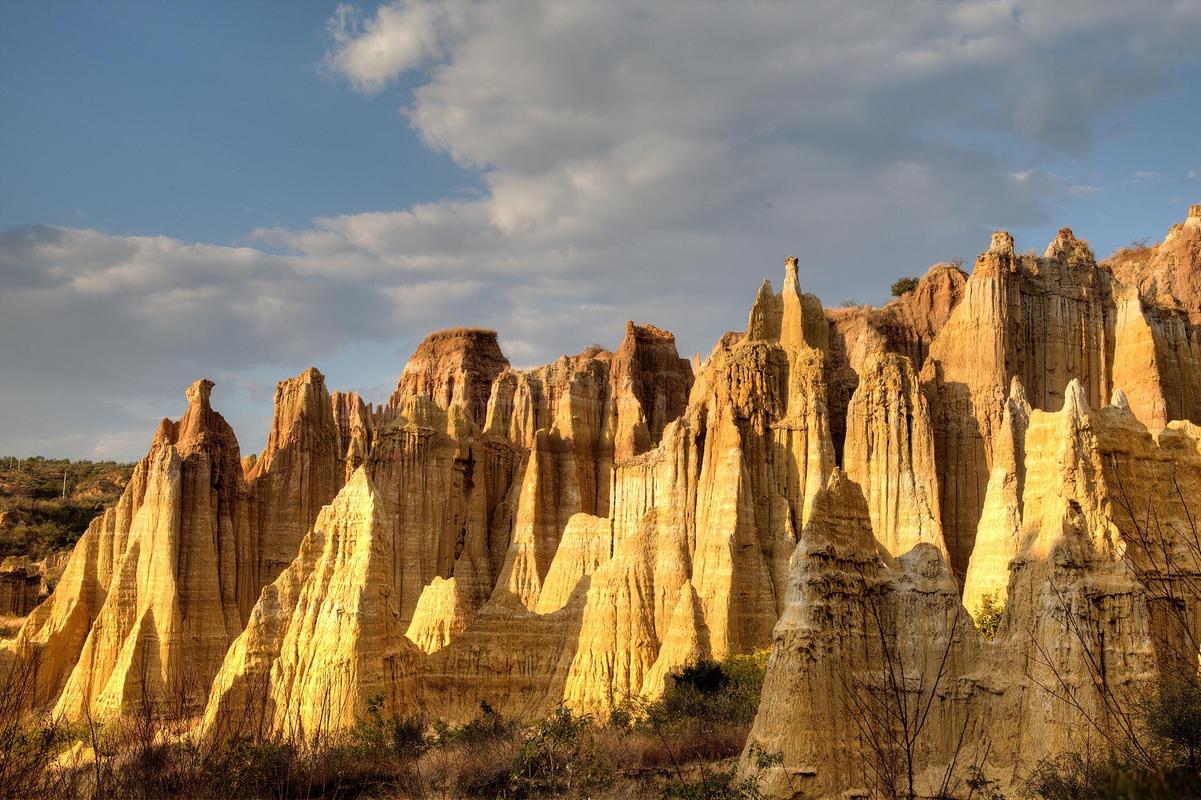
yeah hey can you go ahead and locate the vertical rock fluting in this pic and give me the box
[245,368,344,604]
[961,377,1030,614]
[203,468,419,741]
[400,260,832,719]
[745,470,979,798]
[749,383,1173,797]
[1108,205,1201,323]
[611,321,694,458]
[387,327,510,428]
[331,390,373,480]
[843,350,945,559]
[975,382,1161,778]
[19,207,1201,785]
[1104,207,1201,429]
[0,557,42,617]
[921,229,1117,579]
[9,380,253,716]
[825,261,967,462]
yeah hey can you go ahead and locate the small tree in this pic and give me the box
[890,277,919,297]
[974,592,1003,642]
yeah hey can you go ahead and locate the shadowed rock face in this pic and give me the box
[8,207,1201,798]
[245,368,343,601]
[825,261,968,462]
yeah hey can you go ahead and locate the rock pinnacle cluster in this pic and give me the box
[5,206,1201,797]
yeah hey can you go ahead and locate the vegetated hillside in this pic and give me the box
[0,456,133,560]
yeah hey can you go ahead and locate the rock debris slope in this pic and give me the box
[5,206,1201,798]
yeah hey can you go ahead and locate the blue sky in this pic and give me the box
[0,1,471,243]
[1,1,1200,460]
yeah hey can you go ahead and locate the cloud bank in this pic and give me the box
[3,0,1200,459]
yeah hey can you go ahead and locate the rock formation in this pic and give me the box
[6,205,1201,797]
[245,368,344,598]
[843,351,944,559]
[8,380,252,716]
[1109,204,1201,323]
[746,470,978,798]
[203,468,418,741]
[825,261,967,459]
[748,381,1168,797]
[0,556,42,618]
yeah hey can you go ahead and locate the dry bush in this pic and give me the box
[0,653,774,799]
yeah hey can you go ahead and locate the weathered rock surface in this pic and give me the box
[0,556,42,618]
[1109,205,1201,323]
[825,261,967,460]
[843,351,944,559]
[749,382,1167,797]
[203,468,418,741]
[8,380,252,716]
[388,327,510,428]
[747,470,979,798]
[245,368,344,598]
[9,207,1201,799]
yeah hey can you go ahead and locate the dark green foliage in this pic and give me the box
[890,276,919,297]
[504,707,615,798]
[673,660,729,695]
[1021,751,1201,800]
[644,649,770,739]
[657,743,782,800]
[658,766,766,800]
[434,699,518,746]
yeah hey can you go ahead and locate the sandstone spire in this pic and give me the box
[10,379,252,717]
[245,367,343,601]
[388,327,510,427]
[961,376,1030,614]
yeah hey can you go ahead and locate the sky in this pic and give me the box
[1,0,1200,462]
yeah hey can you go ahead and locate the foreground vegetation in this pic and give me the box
[0,650,780,800]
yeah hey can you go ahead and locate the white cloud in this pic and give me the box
[3,0,1201,459]
[324,1,451,93]
[1190,167,1201,180]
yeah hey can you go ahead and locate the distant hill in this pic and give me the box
[0,456,134,560]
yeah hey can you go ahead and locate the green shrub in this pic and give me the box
[974,592,1004,641]
[506,707,614,798]
[1023,675,1201,800]
[890,276,920,296]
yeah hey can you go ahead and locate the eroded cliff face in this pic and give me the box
[843,351,944,560]
[203,468,418,741]
[405,273,834,719]
[747,470,979,798]
[8,207,1201,799]
[920,220,1201,581]
[749,382,1167,797]
[825,261,967,460]
[245,368,344,601]
[1109,205,1201,323]
[8,380,251,717]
